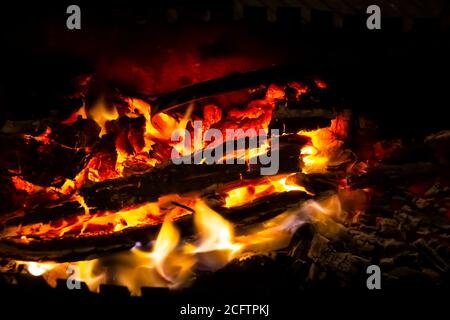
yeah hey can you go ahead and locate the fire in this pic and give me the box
[298,116,348,173]
[73,260,105,292]
[224,174,311,208]
[14,191,363,295]
[150,220,181,279]
[35,127,53,144]
[62,104,87,125]
[191,201,242,260]
[2,78,362,295]
[23,261,57,276]
[89,97,120,136]
[11,176,44,193]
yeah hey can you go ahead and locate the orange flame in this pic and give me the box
[224,174,311,208]
[298,116,348,173]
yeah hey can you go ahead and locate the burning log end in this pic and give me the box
[287,172,341,194]
[217,191,311,231]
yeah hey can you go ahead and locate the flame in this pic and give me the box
[149,220,181,280]
[224,174,311,208]
[2,174,311,240]
[302,194,342,217]
[192,201,242,258]
[73,260,105,292]
[2,80,363,295]
[298,116,348,173]
[89,97,119,136]
[288,81,309,98]
[22,261,57,276]
[0,195,193,241]
[236,210,305,253]
[14,194,359,295]
[62,105,87,125]
[35,127,53,144]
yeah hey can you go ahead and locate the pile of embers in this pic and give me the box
[0,72,449,295]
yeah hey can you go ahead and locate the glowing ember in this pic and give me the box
[224,174,311,208]
[298,116,349,173]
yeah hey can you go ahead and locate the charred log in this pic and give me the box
[287,172,342,195]
[0,190,310,262]
[215,191,310,231]
[0,134,88,186]
[81,138,304,211]
[348,162,440,189]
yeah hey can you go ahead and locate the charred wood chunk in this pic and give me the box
[288,222,316,261]
[307,234,369,277]
[270,117,332,134]
[0,177,17,213]
[0,134,87,186]
[49,118,101,148]
[287,172,341,194]
[413,238,449,273]
[270,108,334,134]
[1,119,49,135]
[425,130,450,166]
[4,201,85,228]
[348,162,439,189]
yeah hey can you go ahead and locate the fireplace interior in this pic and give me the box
[0,0,449,316]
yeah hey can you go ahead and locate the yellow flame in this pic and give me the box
[17,196,347,295]
[298,117,348,173]
[192,201,242,257]
[74,260,105,293]
[23,261,57,276]
[224,174,310,208]
[150,220,180,279]
[89,97,119,137]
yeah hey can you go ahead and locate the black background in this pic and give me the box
[0,1,449,317]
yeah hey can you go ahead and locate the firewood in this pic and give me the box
[0,134,88,186]
[214,191,311,231]
[2,135,305,229]
[0,190,310,262]
[3,201,85,228]
[80,163,255,211]
[80,138,304,211]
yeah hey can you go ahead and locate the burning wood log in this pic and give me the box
[2,134,306,230]
[1,163,252,230]
[0,189,311,262]
[147,65,311,115]
[215,191,311,230]
[3,201,85,228]
[0,133,88,186]
[80,137,304,211]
